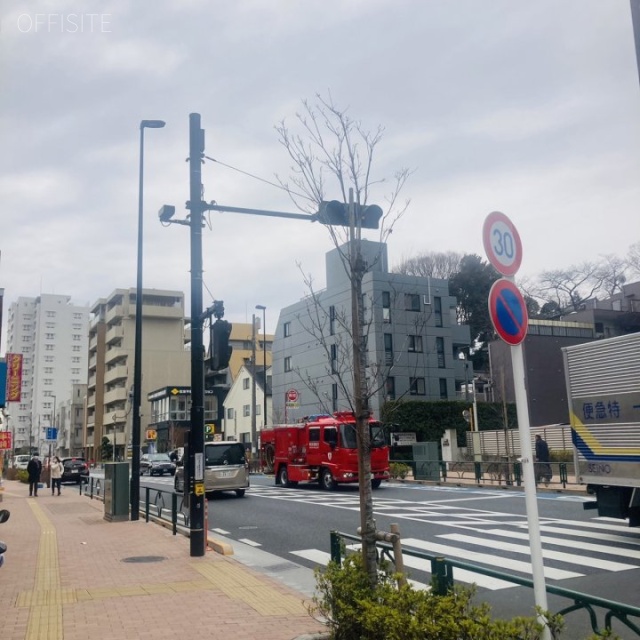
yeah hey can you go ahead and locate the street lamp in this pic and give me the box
[131,118,165,521]
[255,305,267,428]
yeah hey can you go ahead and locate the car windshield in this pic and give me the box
[339,423,387,449]
[149,454,171,462]
[204,443,245,466]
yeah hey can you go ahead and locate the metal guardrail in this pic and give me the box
[390,459,573,489]
[330,530,640,638]
[80,475,189,532]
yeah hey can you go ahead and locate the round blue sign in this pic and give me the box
[488,279,528,345]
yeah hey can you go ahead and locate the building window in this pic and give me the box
[385,376,395,400]
[45,333,54,339]
[72,357,80,363]
[243,404,251,417]
[283,322,291,337]
[332,383,338,412]
[284,356,292,372]
[409,377,426,395]
[46,311,56,318]
[73,335,81,341]
[227,408,234,419]
[45,356,54,362]
[330,344,337,374]
[408,335,423,353]
[255,405,261,416]
[384,333,393,365]
[382,291,391,323]
[405,293,420,312]
[436,337,445,368]
[329,306,336,335]
[72,368,80,375]
[439,378,448,399]
[242,377,250,390]
[434,297,443,327]
[44,379,53,386]
[44,367,53,374]
[72,346,81,352]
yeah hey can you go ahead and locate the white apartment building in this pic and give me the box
[5,294,90,453]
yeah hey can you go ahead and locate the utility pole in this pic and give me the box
[188,113,206,557]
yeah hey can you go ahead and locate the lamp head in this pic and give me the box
[255,305,266,311]
[141,120,166,129]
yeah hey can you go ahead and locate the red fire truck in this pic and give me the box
[259,411,390,490]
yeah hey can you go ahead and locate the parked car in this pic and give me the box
[174,441,249,498]
[13,455,31,470]
[61,457,89,483]
[140,453,176,476]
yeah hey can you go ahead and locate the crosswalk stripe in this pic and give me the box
[537,525,640,547]
[440,533,634,572]
[486,528,640,559]
[401,538,582,581]
[238,538,262,547]
[289,548,508,591]
[547,519,634,533]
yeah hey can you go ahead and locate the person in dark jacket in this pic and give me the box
[534,435,552,485]
[27,454,42,497]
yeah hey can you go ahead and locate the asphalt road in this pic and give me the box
[102,473,640,639]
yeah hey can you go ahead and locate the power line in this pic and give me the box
[203,155,311,202]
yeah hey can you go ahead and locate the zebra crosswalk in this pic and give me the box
[286,519,640,591]
[244,485,640,592]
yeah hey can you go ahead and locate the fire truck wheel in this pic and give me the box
[235,489,245,498]
[278,465,291,487]
[321,468,336,491]
[371,479,382,489]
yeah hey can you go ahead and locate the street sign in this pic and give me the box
[285,389,299,404]
[489,278,529,345]
[483,211,523,277]
[0,431,12,450]
[45,427,58,441]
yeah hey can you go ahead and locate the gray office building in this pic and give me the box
[272,241,471,421]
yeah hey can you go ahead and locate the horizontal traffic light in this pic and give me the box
[315,201,383,229]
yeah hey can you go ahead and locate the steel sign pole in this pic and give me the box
[483,211,549,640]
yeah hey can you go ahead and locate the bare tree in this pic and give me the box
[537,262,606,312]
[627,242,640,277]
[275,93,411,587]
[597,254,628,298]
[393,251,463,279]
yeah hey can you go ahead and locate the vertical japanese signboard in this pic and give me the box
[6,353,23,402]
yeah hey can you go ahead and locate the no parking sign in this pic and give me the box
[488,279,528,345]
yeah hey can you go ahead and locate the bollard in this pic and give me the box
[514,461,522,486]
[171,492,178,535]
[145,487,150,522]
[474,461,482,483]
[440,461,447,482]
[559,462,568,487]
[330,530,342,565]
[390,523,407,588]
[431,556,454,595]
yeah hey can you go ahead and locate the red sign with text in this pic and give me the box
[6,353,23,402]
[0,431,12,450]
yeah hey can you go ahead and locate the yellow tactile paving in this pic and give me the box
[193,561,309,616]
[25,500,64,640]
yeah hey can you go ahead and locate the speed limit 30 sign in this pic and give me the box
[483,211,523,277]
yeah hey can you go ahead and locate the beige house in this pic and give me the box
[85,288,190,461]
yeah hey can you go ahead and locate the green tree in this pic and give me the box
[448,254,499,368]
[100,436,113,461]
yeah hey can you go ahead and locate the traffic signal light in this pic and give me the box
[315,201,383,229]
[211,319,232,371]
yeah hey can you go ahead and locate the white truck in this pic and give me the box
[562,332,640,526]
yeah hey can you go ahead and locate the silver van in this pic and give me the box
[174,441,249,498]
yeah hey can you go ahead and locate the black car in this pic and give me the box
[61,457,89,483]
[140,453,176,476]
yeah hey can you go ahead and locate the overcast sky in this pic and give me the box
[1,1,639,349]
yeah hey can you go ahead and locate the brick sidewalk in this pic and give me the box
[0,481,326,640]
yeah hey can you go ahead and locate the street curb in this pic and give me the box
[148,513,235,555]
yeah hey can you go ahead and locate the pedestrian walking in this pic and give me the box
[27,454,42,497]
[50,456,64,496]
[534,434,552,485]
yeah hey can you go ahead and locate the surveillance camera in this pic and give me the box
[158,204,175,222]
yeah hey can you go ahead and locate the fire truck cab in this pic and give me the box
[260,411,390,490]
